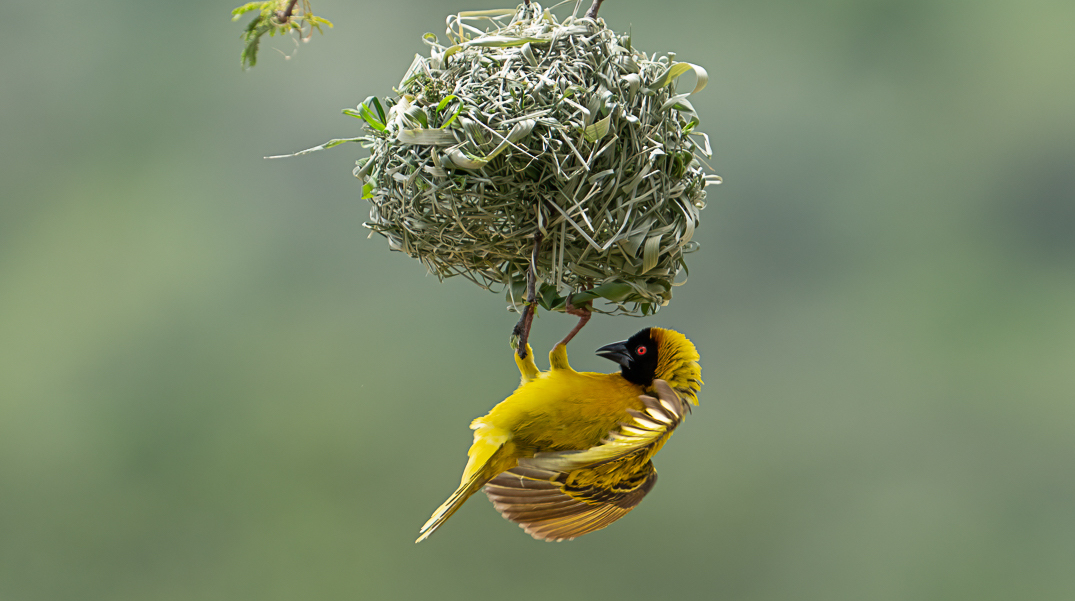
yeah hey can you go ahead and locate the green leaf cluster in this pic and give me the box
[506,280,669,317]
[232,1,333,69]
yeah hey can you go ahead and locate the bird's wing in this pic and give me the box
[483,380,687,541]
[484,465,656,541]
[521,380,687,472]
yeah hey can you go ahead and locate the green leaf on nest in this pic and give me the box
[264,137,364,159]
[581,115,612,143]
[647,62,708,95]
[396,129,457,145]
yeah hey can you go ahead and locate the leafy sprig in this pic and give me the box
[232,1,333,69]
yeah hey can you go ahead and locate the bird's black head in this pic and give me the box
[596,327,659,386]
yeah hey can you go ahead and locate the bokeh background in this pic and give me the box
[2,0,1073,599]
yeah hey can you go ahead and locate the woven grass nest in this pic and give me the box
[303,3,719,316]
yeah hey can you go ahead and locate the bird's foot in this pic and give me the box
[512,302,536,359]
[558,295,592,348]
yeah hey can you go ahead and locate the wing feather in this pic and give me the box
[483,381,685,541]
[522,380,687,473]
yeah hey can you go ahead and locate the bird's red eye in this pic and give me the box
[636,346,647,356]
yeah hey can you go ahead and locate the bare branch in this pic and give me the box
[277,0,300,23]
[513,231,543,359]
[585,0,605,19]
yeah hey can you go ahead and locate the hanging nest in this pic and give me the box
[294,3,719,316]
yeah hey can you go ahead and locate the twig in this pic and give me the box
[276,0,300,23]
[513,231,543,359]
[585,0,605,19]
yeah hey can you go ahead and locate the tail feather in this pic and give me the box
[415,472,487,542]
[415,426,512,543]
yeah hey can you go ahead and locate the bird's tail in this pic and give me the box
[415,424,512,543]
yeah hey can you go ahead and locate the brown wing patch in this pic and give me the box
[485,467,657,542]
[483,381,686,542]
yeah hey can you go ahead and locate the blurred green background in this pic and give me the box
[2,0,1073,599]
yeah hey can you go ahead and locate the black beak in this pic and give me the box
[596,340,632,368]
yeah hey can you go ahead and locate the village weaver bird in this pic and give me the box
[416,327,702,542]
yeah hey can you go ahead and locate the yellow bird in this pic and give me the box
[416,327,702,542]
